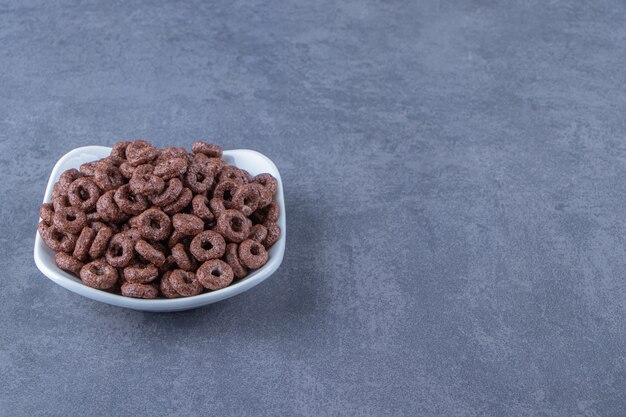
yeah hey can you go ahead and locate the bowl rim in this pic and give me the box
[33,145,286,311]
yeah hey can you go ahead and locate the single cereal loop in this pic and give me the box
[114,184,149,215]
[39,222,77,253]
[216,209,251,243]
[55,252,84,276]
[163,187,193,215]
[171,243,196,271]
[172,213,205,236]
[105,233,135,267]
[80,259,118,289]
[157,146,190,164]
[159,271,181,298]
[39,203,54,225]
[192,141,223,158]
[135,239,166,267]
[255,173,278,195]
[130,164,165,196]
[123,228,143,244]
[238,239,269,269]
[252,202,280,224]
[73,226,96,261]
[232,183,268,216]
[123,263,159,283]
[153,157,188,180]
[126,139,159,166]
[213,180,239,209]
[263,222,281,249]
[197,259,234,290]
[168,229,190,249]
[225,243,248,279]
[248,224,268,243]
[190,230,226,261]
[111,141,130,159]
[169,269,203,296]
[52,194,71,212]
[150,178,183,207]
[96,190,127,223]
[219,166,250,185]
[191,194,215,222]
[119,162,136,179]
[209,197,225,219]
[93,163,124,192]
[89,224,113,258]
[136,208,172,241]
[184,162,216,194]
[68,177,101,212]
[58,169,83,192]
[79,161,99,177]
[53,206,87,234]
[121,282,158,299]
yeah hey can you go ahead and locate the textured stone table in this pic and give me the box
[1,1,625,415]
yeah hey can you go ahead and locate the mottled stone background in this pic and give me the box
[1,0,625,415]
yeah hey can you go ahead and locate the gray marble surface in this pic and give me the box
[1,0,625,415]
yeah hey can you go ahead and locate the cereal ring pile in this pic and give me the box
[38,140,281,299]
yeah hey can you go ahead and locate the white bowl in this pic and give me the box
[33,146,286,312]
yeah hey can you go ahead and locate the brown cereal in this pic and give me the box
[73,226,96,261]
[216,209,251,243]
[80,259,118,289]
[171,243,196,271]
[52,194,71,212]
[150,178,183,207]
[157,146,190,164]
[135,239,166,267]
[184,161,216,194]
[213,180,239,209]
[119,162,136,179]
[114,184,149,215]
[129,164,165,196]
[197,259,233,290]
[93,162,124,192]
[219,166,250,184]
[225,243,248,279]
[238,239,269,269]
[191,194,215,222]
[162,187,193,215]
[39,203,54,225]
[135,208,172,241]
[79,161,100,176]
[248,224,268,243]
[263,222,281,249]
[252,202,280,224]
[86,212,102,223]
[58,169,83,193]
[255,173,278,195]
[111,141,130,159]
[89,224,113,258]
[209,197,225,219]
[53,206,87,234]
[55,252,84,276]
[169,269,203,296]
[39,222,77,253]
[68,177,101,212]
[123,262,159,283]
[232,183,268,216]
[96,190,127,223]
[192,141,223,158]
[168,229,190,249]
[159,271,181,298]
[105,233,135,267]
[172,213,204,236]
[190,230,226,261]
[121,282,158,299]
[126,139,159,166]
[153,157,188,180]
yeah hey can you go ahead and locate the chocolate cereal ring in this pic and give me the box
[190,230,225,261]
[157,146,190,164]
[129,164,165,196]
[68,177,101,212]
[171,243,196,271]
[216,209,251,243]
[209,197,225,219]
[79,161,99,177]
[114,184,149,215]
[111,141,130,159]
[169,269,203,296]
[252,202,280,224]
[163,187,193,215]
[52,194,71,212]
[153,157,188,180]
[197,259,233,290]
[96,190,127,223]
[126,139,159,166]
[73,226,96,261]
[93,162,124,192]
[53,206,87,234]
[248,224,268,243]
[105,233,135,267]
[172,213,204,236]
[159,271,181,298]
[80,259,118,289]
[238,239,269,269]
[150,178,183,207]
[39,203,54,225]
[192,141,222,158]
[225,243,248,279]
[58,169,83,192]
[168,230,191,249]
[89,223,113,258]
[213,180,239,209]
[219,166,250,185]
[136,208,172,241]
[123,262,159,283]
[119,162,136,179]
[184,162,216,194]
[263,222,281,249]
[55,252,84,276]
[254,173,278,195]
[135,239,166,267]
[191,194,215,222]
[39,222,77,253]
[232,183,268,216]
[121,282,158,299]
